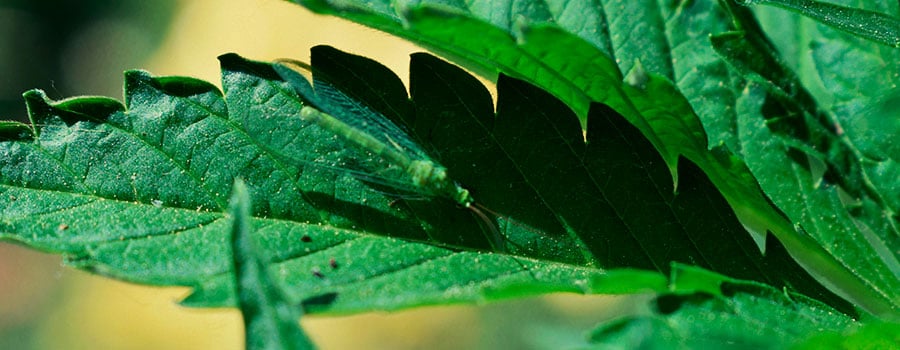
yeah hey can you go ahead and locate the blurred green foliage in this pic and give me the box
[0,0,176,121]
[0,1,175,349]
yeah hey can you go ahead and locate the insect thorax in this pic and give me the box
[407,160,472,206]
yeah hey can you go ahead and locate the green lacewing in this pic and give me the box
[275,60,506,252]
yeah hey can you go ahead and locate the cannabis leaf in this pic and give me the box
[0,47,850,317]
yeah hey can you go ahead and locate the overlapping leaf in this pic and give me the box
[285,0,885,315]
[713,0,900,317]
[286,0,899,318]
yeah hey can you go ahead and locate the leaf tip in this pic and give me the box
[624,59,649,90]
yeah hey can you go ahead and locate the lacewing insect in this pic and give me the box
[277,60,507,252]
[296,104,505,251]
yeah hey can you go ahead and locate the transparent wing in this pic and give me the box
[311,76,431,162]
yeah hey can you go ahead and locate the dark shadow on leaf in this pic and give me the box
[785,147,814,174]
[155,76,222,98]
[24,90,123,127]
[309,45,412,129]
[302,191,496,253]
[300,292,339,312]
[0,121,33,141]
[218,53,285,82]
[758,231,858,317]
[302,191,431,242]
[720,280,763,298]
[654,292,716,315]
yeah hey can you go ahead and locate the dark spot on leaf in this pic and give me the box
[301,292,338,311]
[785,147,812,173]
[156,76,220,98]
[312,267,324,278]
[654,294,684,314]
[219,53,285,83]
[301,235,312,242]
[720,282,740,297]
[653,293,714,315]
[329,257,338,269]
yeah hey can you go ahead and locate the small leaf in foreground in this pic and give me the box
[229,179,314,350]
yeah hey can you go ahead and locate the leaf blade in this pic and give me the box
[0,48,855,318]
[281,1,867,314]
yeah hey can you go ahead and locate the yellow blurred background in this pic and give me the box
[0,1,639,348]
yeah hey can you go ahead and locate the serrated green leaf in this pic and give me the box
[287,47,850,310]
[0,48,851,317]
[588,264,868,349]
[283,0,701,167]
[712,1,899,318]
[229,179,315,350]
[735,82,899,319]
[282,0,874,318]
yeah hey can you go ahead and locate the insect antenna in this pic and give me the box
[467,203,505,253]
[469,202,539,281]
